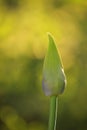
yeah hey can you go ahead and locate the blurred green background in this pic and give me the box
[0,0,87,130]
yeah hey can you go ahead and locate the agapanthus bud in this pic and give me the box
[42,33,66,96]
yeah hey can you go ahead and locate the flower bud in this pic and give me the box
[42,33,66,96]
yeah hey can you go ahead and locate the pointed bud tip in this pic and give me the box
[47,32,55,42]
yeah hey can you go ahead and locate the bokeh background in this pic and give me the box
[0,0,87,130]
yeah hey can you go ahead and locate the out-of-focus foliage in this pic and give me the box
[0,0,87,130]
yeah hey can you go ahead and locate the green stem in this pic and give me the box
[48,96,58,130]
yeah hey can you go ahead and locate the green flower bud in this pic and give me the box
[42,33,66,96]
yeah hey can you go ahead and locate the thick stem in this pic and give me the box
[48,96,58,130]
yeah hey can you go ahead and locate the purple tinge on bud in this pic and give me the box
[42,67,66,96]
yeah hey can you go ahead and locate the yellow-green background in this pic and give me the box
[0,0,87,130]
